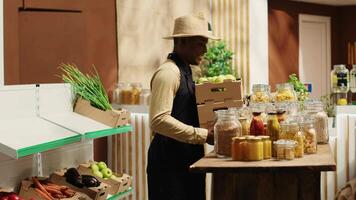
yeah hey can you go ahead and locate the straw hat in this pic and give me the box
[163,14,219,40]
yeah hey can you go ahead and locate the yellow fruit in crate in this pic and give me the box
[337,98,347,105]
[214,75,224,83]
[224,74,236,81]
[197,77,208,84]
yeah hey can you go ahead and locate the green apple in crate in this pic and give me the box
[101,168,113,178]
[97,162,107,171]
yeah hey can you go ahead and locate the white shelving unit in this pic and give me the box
[0,83,132,199]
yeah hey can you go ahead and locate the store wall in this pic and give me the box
[338,6,356,65]
[268,0,340,90]
[116,0,210,89]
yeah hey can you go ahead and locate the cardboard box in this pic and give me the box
[198,99,243,128]
[195,80,244,128]
[195,80,242,104]
[49,170,110,200]
[19,178,89,200]
[78,161,132,195]
[74,98,130,127]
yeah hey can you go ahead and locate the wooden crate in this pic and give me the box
[49,170,110,200]
[195,80,244,128]
[78,161,132,195]
[195,80,242,104]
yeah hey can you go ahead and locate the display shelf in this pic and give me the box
[0,117,81,158]
[107,187,133,200]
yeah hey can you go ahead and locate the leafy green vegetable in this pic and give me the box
[201,41,237,78]
[59,63,112,111]
[288,73,309,102]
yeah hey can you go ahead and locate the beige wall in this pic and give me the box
[116,0,210,89]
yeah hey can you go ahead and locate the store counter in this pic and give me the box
[190,144,336,200]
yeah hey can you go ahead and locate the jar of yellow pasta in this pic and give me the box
[250,84,271,103]
[275,83,297,102]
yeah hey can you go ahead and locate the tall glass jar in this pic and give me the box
[350,65,356,93]
[280,120,304,158]
[250,112,265,136]
[250,84,271,103]
[304,100,329,144]
[214,110,242,157]
[238,117,250,136]
[331,64,349,93]
[300,118,317,154]
[275,83,297,102]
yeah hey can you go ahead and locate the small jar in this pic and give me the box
[303,100,329,144]
[118,83,133,104]
[214,110,242,157]
[258,136,271,159]
[232,136,246,161]
[131,83,142,105]
[300,118,317,154]
[246,137,263,161]
[275,83,297,102]
[274,139,296,160]
[238,117,250,136]
[250,112,265,136]
[250,84,271,103]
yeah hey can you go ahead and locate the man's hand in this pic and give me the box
[206,123,214,145]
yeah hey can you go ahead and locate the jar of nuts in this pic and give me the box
[300,117,317,154]
[214,110,242,157]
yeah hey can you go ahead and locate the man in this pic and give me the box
[147,14,218,200]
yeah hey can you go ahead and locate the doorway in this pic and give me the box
[299,14,331,99]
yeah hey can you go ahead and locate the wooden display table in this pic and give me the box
[190,144,336,200]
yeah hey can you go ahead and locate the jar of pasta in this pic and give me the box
[303,100,329,144]
[274,139,297,160]
[275,83,297,102]
[280,120,304,158]
[246,137,263,161]
[250,84,271,103]
[214,110,242,157]
[300,117,317,154]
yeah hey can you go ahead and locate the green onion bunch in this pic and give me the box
[59,63,112,111]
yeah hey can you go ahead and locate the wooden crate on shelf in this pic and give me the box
[78,161,132,195]
[195,80,243,128]
[49,170,110,200]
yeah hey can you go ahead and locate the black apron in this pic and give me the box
[147,53,205,200]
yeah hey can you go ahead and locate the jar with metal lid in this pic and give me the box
[300,117,317,154]
[274,139,297,160]
[331,64,349,93]
[275,103,287,123]
[250,112,265,136]
[214,110,242,157]
[115,82,132,104]
[257,136,271,159]
[232,136,247,161]
[275,83,297,102]
[267,112,280,141]
[280,120,304,158]
[250,84,271,103]
[303,100,328,144]
[246,137,263,161]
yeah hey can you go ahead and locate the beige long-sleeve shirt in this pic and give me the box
[149,59,208,144]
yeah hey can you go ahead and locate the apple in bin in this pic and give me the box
[97,161,107,170]
[101,168,113,178]
[90,163,100,171]
[92,169,104,178]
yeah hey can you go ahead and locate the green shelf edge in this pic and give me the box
[17,134,82,158]
[107,187,133,200]
[84,125,132,139]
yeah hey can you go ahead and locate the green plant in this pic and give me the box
[201,41,235,77]
[288,74,309,102]
[320,94,335,117]
[59,63,112,111]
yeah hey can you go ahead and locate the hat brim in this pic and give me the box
[163,33,220,40]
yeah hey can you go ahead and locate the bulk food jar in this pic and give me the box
[300,117,317,154]
[350,65,356,104]
[214,110,242,157]
[303,100,328,144]
[250,84,271,103]
[275,83,297,103]
[331,64,349,93]
[246,137,264,161]
[280,120,304,158]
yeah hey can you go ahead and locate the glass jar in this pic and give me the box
[130,83,142,105]
[232,136,246,161]
[214,110,242,157]
[267,112,280,141]
[139,89,151,105]
[250,112,265,136]
[300,118,317,154]
[331,64,349,93]
[246,137,263,161]
[280,120,304,158]
[350,65,356,93]
[258,136,271,159]
[238,117,250,136]
[250,84,271,103]
[275,83,297,102]
[303,100,329,144]
[274,139,296,160]
[115,82,133,104]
